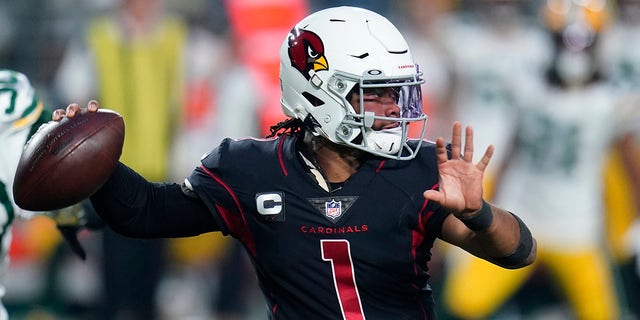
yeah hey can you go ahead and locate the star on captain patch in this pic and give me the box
[307,196,358,223]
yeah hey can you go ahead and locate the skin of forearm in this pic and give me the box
[470,204,536,268]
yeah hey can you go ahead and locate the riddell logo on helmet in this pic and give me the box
[398,64,415,69]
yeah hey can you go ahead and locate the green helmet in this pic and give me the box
[0,69,42,135]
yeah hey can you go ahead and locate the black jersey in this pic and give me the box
[187,134,450,320]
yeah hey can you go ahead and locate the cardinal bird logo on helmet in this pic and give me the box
[287,28,328,80]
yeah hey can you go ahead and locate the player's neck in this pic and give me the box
[304,134,361,183]
[314,146,359,183]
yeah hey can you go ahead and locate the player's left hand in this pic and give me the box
[52,203,89,260]
[423,122,494,217]
[47,200,105,260]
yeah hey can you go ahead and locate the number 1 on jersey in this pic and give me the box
[321,239,366,320]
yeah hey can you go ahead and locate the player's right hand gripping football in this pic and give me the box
[52,100,100,121]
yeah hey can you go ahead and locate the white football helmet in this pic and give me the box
[279,6,427,160]
[0,69,43,135]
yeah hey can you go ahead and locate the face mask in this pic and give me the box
[555,50,594,86]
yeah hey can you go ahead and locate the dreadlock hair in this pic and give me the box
[266,118,305,138]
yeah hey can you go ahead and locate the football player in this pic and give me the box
[0,69,47,320]
[436,0,552,199]
[55,7,536,319]
[599,0,640,316]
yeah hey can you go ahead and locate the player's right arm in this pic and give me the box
[89,162,221,238]
[54,101,222,239]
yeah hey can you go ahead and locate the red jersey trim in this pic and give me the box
[277,135,288,176]
[199,165,257,257]
[421,183,438,223]
[411,183,438,274]
[409,182,438,320]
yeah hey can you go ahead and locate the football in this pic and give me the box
[13,109,125,211]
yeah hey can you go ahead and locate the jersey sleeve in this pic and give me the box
[425,203,452,240]
[185,138,251,236]
[420,170,453,240]
[410,140,454,240]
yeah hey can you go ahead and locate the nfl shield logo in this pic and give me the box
[325,200,342,220]
[308,196,357,224]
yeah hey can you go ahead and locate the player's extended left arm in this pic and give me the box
[442,201,537,269]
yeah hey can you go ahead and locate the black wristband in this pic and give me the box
[492,213,534,268]
[459,200,493,231]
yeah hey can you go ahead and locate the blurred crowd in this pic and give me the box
[2,0,640,319]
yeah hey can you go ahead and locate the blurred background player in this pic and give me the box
[434,3,551,313]
[54,0,187,318]
[0,69,49,320]
[443,1,640,319]
[435,0,552,199]
[436,2,551,316]
[54,0,267,318]
[598,0,640,316]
